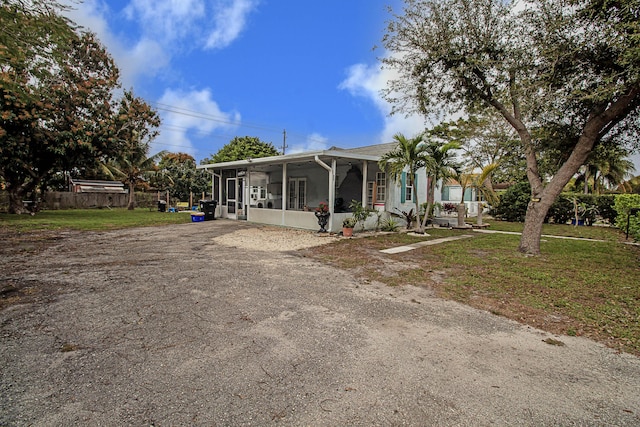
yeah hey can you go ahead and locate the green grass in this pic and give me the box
[0,208,192,231]
[307,223,640,355]
[486,220,624,241]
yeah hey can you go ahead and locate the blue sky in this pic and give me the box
[64,0,426,163]
[64,0,639,172]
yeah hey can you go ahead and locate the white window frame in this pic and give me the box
[405,173,414,202]
[376,172,386,203]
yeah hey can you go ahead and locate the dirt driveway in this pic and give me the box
[1,220,639,426]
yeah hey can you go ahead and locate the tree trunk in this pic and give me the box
[7,187,28,214]
[519,200,551,254]
[420,177,435,232]
[127,181,136,210]
[457,203,466,227]
[477,203,483,226]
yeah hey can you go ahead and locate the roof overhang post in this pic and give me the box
[281,162,287,226]
[362,160,368,207]
[314,155,335,232]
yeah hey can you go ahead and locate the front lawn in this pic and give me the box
[0,208,192,231]
[304,223,640,355]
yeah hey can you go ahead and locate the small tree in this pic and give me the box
[379,133,431,233]
[349,200,374,231]
[418,136,461,231]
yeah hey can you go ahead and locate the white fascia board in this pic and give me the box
[196,150,380,170]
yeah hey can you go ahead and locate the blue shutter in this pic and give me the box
[442,186,449,201]
[400,172,406,203]
[464,188,473,201]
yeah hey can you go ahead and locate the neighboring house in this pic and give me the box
[69,179,126,194]
[438,179,483,216]
[197,143,432,232]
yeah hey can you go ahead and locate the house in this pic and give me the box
[197,143,432,232]
[439,179,483,216]
[69,179,126,194]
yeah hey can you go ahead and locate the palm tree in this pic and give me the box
[419,139,461,230]
[379,133,431,232]
[105,140,166,210]
[454,163,499,227]
[578,145,636,194]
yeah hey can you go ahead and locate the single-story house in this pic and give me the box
[196,143,435,233]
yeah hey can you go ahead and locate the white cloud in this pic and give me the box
[152,88,240,157]
[205,0,259,49]
[288,133,329,154]
[66,0,259,87]
[124,0,206,43]
[64,0,170,87]
[339,59,427,143]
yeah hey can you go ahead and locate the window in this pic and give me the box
[288,178,306,210]
[405,173,414,202]
[376,172,386,202]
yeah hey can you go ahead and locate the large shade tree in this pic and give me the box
[382,0,640,254]
[1,1,120,213]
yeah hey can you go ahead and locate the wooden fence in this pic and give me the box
[0,191,214,212]
[0,191,159,212]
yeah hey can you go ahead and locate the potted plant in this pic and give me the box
[314,201,330,232]
[342,217,357,237]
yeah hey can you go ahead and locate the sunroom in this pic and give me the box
[196,146,392,233]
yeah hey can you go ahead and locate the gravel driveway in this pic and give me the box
[1,220,639,426]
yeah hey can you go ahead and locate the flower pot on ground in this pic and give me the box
[342,217,357,237]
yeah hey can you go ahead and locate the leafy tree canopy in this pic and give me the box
[382,0,640,254]
[202,136,279,164]
[157,153,209,202]
[1,1,123,213]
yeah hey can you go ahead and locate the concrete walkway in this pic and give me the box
[380,234,474,254]
[472,228,607,242]
[379,226,625,254]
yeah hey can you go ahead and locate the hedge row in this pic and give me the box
[489,182,637,231]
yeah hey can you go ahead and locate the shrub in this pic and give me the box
[442,202,457,215]
[596,194,617,224]
[490,181,530,222]
[614,194,640,240]
[348,200,374,230]
[546,194,573,224]
[381,217,400,232]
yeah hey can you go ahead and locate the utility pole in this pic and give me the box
[282,129,288,155]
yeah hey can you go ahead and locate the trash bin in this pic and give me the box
[157,200,167,212]
[199,200,217,220]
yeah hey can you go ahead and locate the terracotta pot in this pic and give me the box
[342,227,353,237]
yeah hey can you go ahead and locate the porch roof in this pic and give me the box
[196,148,382,171]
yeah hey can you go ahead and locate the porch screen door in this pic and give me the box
[227,178,236,218]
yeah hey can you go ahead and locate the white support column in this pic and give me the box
[362,160,368,207]
[281,163,287,226]
[330,159,337,231]
[246,169,251,220]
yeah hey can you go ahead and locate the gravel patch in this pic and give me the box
[212,225,338,251]
[1,220,639,426]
